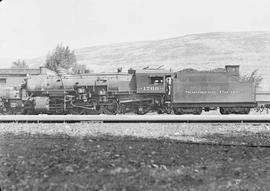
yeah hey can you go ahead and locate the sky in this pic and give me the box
[0,0,270,59]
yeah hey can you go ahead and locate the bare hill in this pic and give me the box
[0,58,14,68]
[27,31,270,89]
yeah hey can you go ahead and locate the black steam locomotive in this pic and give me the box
[0,65,257,115]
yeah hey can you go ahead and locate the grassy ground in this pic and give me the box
[1,131,270,191]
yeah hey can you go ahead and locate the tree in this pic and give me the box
[45,44,77,73]
[240,69,263,87]
[11,59,29,69]
[72,64,92,74]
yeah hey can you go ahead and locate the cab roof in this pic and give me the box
[135,69,172,75]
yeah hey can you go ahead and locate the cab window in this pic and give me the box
[150,76,163,85]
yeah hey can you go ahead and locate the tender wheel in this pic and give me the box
[239,108,250,114]
[193,107,202,115]
[173,107,183,115]
[244,108,250,114]
[157,110,164,114]
[220,107,229,115]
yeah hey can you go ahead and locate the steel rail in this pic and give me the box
[0,114,270,123]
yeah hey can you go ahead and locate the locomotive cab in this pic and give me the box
[126,69,172,114]
[135,69,172,95]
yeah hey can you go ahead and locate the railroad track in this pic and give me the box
[1,114,270,123]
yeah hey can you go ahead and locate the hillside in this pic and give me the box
[27,31,270,89]
[0,58,14,68]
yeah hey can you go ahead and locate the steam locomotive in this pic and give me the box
[0,65,257,115]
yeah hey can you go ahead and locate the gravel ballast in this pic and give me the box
[1,123,270,141]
